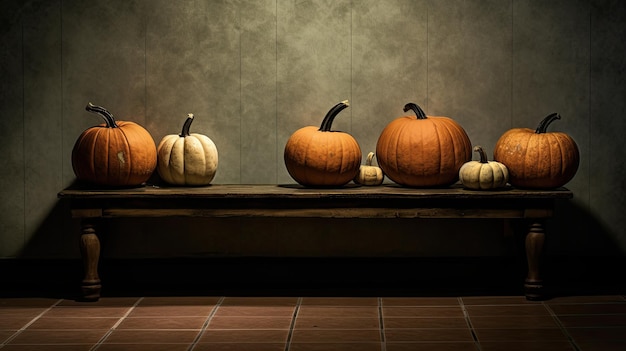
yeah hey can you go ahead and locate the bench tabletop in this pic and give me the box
[58,183,573,200]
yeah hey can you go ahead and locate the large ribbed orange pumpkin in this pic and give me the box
[72,103,157,187]
[493,113,579,189]
[376,103,472,187]
[284,100,361,187]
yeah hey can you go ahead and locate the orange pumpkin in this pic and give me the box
[284,100,361,187]
[376,103,472,187]
[72,103,157,187]
[493,113,579,189]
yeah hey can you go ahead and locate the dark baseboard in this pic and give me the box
[1,255,624,300]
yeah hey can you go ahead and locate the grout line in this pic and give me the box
[458,297,483,351]
[425,2,429,112]
[60,0,65,187]
[144,6,148,139]
[275,6,280,182]
[510,0,514,130]
[0,299,64,346]
[543,302,582,351]
[283,297,302,351]
[89,297,144,351]
[350,0,353,133]
[378,297,386,351]
[239,3,243,184]
[21,12,26,251]
[587,3,592,209]
[187,296,225,351]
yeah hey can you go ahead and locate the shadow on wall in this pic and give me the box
[547,199,623,256]
[8,191,625,299]
[19,199,80,259]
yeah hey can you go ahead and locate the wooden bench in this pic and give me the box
[58,183,573,301]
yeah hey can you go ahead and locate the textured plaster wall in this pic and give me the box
[0,0,624,259]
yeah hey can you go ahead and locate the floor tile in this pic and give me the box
[136,296,221,306]
[384,328,474,342]
[1,330,18,343]
[103,330,200,344]
[214,306,295,317]
[96,344,190,351]
[289,342,382,351]
[382,306,464,318]
[469,315,559,328]
[220,297,298,306]
[461,296,542,305]
[548,303,626,315]
[384,317,468,329]
[464,304,550,316]
[43,306,130,318]
[197,329,289,343]
[290,329,381,343]
[574,341,626,351]
[0,308,49,319]
[297,306,378,318]
[385,342,478,351]
[192,343,286,351]
[26,317,119,329]
[547,295,626,304]
[207,316,293,329]
[57,297,139,307]
[6,329,107,344]
[0,345,93,351]
[0,317,34,329]
[117,316,207,329]
[0,298,59,308]
[558,314,626,327]
[382,297,461,306]
[129,305,215,317]
[566,326,626,341]
[479,341,576,351]
[2,295,625,351]
[473,328,569,342]
[295,317,380,329]
[300,297,379,306]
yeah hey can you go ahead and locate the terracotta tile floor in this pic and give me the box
[0,295,625,351]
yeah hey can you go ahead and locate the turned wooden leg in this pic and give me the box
[525,221,545,300]
[79,221,102,301]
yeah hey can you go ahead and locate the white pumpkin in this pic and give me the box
[354,152,384,186]
[157,114,218,186]
[459,146,508,190]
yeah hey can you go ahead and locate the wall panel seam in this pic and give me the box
[21,17,26,250]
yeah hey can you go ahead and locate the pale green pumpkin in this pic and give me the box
[157,114,218,186]
[354,152,384,186]
[459,146,508,190]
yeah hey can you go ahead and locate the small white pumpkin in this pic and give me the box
[354,152,384,186]
[157,114,218,186]
[459,145,508,190]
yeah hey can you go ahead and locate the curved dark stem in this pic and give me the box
[319,100,350,131]
[474,145,488,163]
[86,103,118,128]
[403,103,427,119]
[535,113,561,134]
[180,113,194,137]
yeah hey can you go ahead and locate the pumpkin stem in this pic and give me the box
[180,113,194,137]
[366,152,375,166]
[403,103,427,119]
[319,100,350,132]
[474,145,488,163]
[535,113,561,134]
[86,102,118,128]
